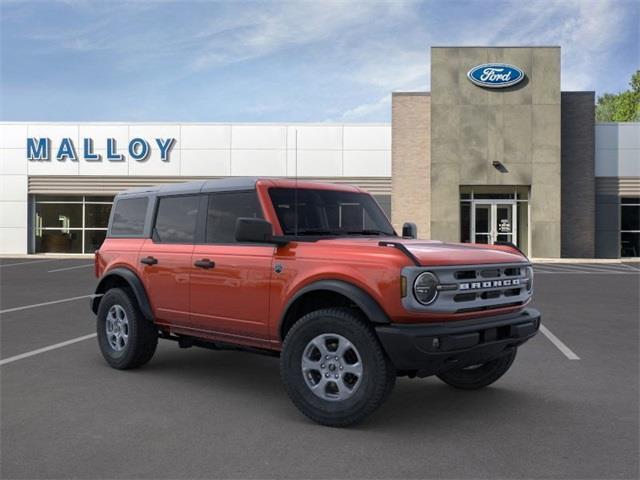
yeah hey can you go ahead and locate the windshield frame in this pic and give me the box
[267,187,397,239]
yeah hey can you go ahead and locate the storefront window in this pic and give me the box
[35,230,83,253]
[621,197,640,257]
[34,195,113,254]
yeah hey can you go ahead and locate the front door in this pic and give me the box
[472,201,517,246]
[189,191,273,346]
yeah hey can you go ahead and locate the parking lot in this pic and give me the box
[1,258,638,479]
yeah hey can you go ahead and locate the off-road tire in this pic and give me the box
[96,287,158,369]
[280,307,396,427]
[436,348,517,390]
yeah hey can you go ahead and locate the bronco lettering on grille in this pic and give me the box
[459,279,520,290]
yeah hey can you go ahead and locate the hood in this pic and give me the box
[315,237,527,266]
[398,239,527,266]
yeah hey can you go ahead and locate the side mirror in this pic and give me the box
[402,222,417,239]
[235,218,288,246]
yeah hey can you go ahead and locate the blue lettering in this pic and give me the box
[128,138,149,161]
[107,138,124,161]
[155,138,175,161]
[83,138,101,161]
[27,138,50,161]
[56,138,77,161]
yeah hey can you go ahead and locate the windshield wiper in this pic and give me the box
[293,229,344,236]
[345,229,392,236]
[291,228,394,236]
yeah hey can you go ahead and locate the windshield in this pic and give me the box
[269,188,396,237]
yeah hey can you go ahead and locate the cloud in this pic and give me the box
[339,94,391,121]
[1,0,636,122]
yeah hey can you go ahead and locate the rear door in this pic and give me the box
[138,194,203,326]
[190,191,274,345]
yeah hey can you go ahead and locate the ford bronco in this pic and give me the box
[92,178,540,427]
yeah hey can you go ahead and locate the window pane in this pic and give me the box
[475,205,490,234]
[85,196,114,203]
[35,230,82,253]
[268,188,394,236]
[36,195,82,202]
[36,203,82,229]
[372,195,391,217]
[206,192,263,243]
[85,204,112,228]
[621,205,640,231]
[84,230,107,253]
[621,232,639,257]
[473,193,515,199]
[621,197,640,205]
[460,203,471,242]
[110,197,148,236]
[154,195,200,243]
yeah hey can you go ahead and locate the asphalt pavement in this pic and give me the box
[1,258,638,479]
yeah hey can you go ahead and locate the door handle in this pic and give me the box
[194,259,215,269]
[140,256,158,266]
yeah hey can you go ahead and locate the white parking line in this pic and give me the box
[0,259,60,268]
[540,324,580,360]
[0,294,98,315]
[48,264,94,273]
[0,334,97,366]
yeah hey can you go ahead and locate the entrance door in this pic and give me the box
[494,203,515,244]
[474,204,492,244]
[472,201,517,246]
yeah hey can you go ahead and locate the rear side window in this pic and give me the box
[153,195,200,243]
[206,191,263,243]
[110,197,148,236]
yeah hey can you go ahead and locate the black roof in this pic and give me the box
[116,177,261,198]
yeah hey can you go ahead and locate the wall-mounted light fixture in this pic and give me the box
[492,160,509,173]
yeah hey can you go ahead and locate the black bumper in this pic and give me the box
[375,308,540,377]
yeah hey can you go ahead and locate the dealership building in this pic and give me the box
[0,46,638,258]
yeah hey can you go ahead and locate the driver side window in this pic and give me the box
[206,191,264,244]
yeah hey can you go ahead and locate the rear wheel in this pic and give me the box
[96,288,158,369]
[280,308,395,427]
[436,348,517,390]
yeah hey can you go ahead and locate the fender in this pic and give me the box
[92,267,154,321]
[280,279,391,335]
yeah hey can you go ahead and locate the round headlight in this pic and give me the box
[413,272,439,305]
[525,266,534,292]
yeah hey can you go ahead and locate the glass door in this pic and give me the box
[495,203,515,244]
[473,204,492,244]
[472,201,517,246]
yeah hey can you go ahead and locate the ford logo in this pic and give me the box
[467,63,525,88]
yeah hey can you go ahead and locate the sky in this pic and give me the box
[1,0,638,122]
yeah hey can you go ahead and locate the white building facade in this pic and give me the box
[0,121,638,257]
[0,123,392,254]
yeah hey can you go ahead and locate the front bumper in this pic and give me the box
[375,308,540,377]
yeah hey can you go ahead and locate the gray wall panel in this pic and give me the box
[560,92,595,257]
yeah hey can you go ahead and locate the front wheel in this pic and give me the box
[280,308,396,427]
[436,348,517,390]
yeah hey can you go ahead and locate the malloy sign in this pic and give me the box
[467,63,525,89]
[26,137,176,162]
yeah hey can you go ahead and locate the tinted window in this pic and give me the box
[206,191,263,243]
[621,204,640,231]
[110,197,148,236]
[268,188,394,236]
[154,195,200,243]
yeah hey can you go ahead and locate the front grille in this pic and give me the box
[402,262,532,314]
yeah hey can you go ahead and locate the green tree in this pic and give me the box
[596,70,640,122]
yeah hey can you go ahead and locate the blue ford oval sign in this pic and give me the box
[467,63,525,88]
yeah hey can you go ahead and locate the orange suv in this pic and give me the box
[92,178,539,426]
